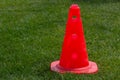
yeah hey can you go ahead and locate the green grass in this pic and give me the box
[0,0,120,80]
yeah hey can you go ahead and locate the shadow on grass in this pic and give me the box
[34,67,64,79]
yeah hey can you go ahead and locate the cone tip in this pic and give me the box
[70,4,80,9]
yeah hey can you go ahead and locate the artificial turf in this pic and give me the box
[0,0,120,80]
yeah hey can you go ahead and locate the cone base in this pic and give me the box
[51,60,98,74]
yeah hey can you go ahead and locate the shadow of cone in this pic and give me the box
[50,4,98,74]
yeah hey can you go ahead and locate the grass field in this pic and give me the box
[0,0,120,80]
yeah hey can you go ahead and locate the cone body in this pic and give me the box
[59,5,89,68]
[50,4,98,74]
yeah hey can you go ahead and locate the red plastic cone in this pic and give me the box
[50,4,98,74]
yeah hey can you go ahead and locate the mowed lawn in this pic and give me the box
[0,0,120,80]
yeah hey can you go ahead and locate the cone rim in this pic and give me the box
[50,60,98,74]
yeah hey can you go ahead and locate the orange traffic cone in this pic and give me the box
[50,4,98,74]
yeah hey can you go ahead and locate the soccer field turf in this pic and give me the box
[0,0,120,80]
